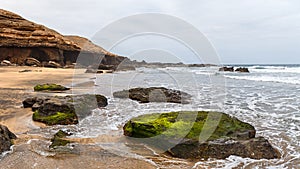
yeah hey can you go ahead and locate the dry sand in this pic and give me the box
[0,66,156,169]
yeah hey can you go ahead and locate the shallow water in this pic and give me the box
[1,66,300,168]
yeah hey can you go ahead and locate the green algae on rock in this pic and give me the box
[49,130,72,149]
[33,110,78,125]
[34,83,70,92]
[124,111,255,141]
[123,111,280,160]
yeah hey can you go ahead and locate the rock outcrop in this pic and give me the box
[0,9,126,67]
[113,87,191,104]
[123,111,280,160]
[23,94,108,125]
[0,124,17,153]
[219,66,234,72]
[235,67,250,73]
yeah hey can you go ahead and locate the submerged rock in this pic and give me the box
[23,94,108,125]
[0,125,17,153]
[113,87,191,104]
[123,111,280,160]
[219,66,234,72]
[235,67,250,73]
[33,83,70,92]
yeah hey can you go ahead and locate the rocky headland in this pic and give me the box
[0,9,126,68]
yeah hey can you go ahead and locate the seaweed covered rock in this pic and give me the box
[32,98,78,125]
[23,94,108,125]
[49,130,72,149]
[34,84,70,92]
[0,125,17,153]
[113,87,191,104]
[123,111,280,160]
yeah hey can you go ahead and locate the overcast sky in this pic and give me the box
[1,0,300,64]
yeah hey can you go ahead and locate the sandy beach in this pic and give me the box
[0,66,157,169]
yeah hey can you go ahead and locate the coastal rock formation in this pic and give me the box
[0,124,17,153]
[113,87,191,104]
[235,67,250,73]
[23,94,108,124]
[123,111,280,160]
[0,9,126,67]
[219,66,234,72]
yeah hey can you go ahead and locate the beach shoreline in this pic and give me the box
[0,66,157,169]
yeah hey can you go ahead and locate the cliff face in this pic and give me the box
[0,9,125,66]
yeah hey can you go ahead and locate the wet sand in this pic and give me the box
[0,66,157,169]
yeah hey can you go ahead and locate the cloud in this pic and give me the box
[1,0,300,63]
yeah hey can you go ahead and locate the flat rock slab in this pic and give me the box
[113,87,191,104]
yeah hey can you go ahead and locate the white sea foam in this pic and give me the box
[224,75,300,85]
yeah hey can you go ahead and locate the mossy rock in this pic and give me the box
[123,111,255,141]
[33,110,78,125]
[123,111,281,160]
[34,83,70,92]
[49,130,72,149]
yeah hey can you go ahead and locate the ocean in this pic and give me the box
[2,65,299,168]
[70,64,300,168]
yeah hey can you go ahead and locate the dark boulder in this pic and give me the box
[32,98,78,125]
[169,136,279,159]
[123,111,280,160]
[22,97,44,108]
[113,87,191,104]
[219,66,234,72]
[23,94,108,124]
[0,125,17,153]
[235,67,250,73]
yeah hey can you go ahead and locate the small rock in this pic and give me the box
[219,66,234,72]
[49,130,72,149]
[25,58,41,67]
[44,61,61,68]
[0,125,17,153]
[33,83,70,92]
[0,60,12,66]
[235,67,250,73]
